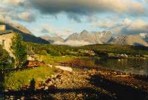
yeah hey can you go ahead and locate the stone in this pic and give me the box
[77,94,83,97]
[55,66,73,72]
[45,78,51,83]
[44,86,49,90]
[48,85,56,90]
[47,64,53,68]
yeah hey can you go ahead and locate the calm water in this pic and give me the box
[97,58,148,75]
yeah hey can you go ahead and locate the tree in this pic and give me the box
[12,33,27,68]
[0,46,13,70]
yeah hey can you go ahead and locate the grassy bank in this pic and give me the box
[4,66,55,90]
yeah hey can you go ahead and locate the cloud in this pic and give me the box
[0,0,35,22]
[92,19,117,29]
[93,17,148,35]
[53,40,92,46]
[0,15,13,23]
[40,24,73,38]
[1,0,25,6]
[18,11,36,22]
[41,29,49,33]
[121,19,148,34]
[107,18,148,34]
[30,0,144,16]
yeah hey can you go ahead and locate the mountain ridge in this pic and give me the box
[0,21,49,44]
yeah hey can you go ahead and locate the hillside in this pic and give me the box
[41,35,64,43]
[0,21,49,44]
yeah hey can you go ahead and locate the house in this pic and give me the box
[0,25,6,31]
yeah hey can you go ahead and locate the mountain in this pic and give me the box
[41,35,64,43]
[0,21,49,44]
[108,35,148,46]
[65,30,112,44]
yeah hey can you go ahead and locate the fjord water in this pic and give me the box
[97,58,148,75]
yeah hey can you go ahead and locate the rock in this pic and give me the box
[55,66,73,72]
[48,85,56,90]
[45,78,51,83]
[114,75,130,78]
[20,96,25,100]
[4,89,9,92]
[56,74,62,79]
[44,86,48,90]
[10,95,14,100]
[47,64,53,68]
[77,94,83,97]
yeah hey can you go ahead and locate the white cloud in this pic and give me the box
[111,18,148,34]
[0,15,13,23]
[93,17,148,34]
[53,40,92,46]
[92,19,117,29]
[1,0,25,5]
[18,11,35,22]
[122,18,132,26]
[41,24,73,38]
[0,0,35,22]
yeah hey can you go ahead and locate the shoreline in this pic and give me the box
[3,65,148,100]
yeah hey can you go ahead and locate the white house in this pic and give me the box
[0,25,6,31]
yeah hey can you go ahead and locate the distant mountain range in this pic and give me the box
[42,30,148,47]
[65,30,112,44]
[0,21,49,44]
[42,30,113,46]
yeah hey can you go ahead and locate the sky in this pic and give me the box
[0,0,148,38]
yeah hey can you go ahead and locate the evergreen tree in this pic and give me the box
[12,33,27,68]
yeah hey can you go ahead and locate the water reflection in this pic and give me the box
[96,58,148,75]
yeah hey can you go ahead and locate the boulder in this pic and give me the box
[55,66,73,72]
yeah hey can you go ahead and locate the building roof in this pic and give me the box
[0,30,13,35]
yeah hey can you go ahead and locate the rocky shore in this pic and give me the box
[4,66,148,100]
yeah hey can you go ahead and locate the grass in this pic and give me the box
[35,54,78,65]
[4,66,55,90]
[3,55,98,91]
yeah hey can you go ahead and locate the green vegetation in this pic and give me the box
[35,54,99,69]
[12,34,27,67]
[24,42,148,57]
[0,46,13,70]
[3,42,148,91]
[4,66,55,90]
[35,54,77,65]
